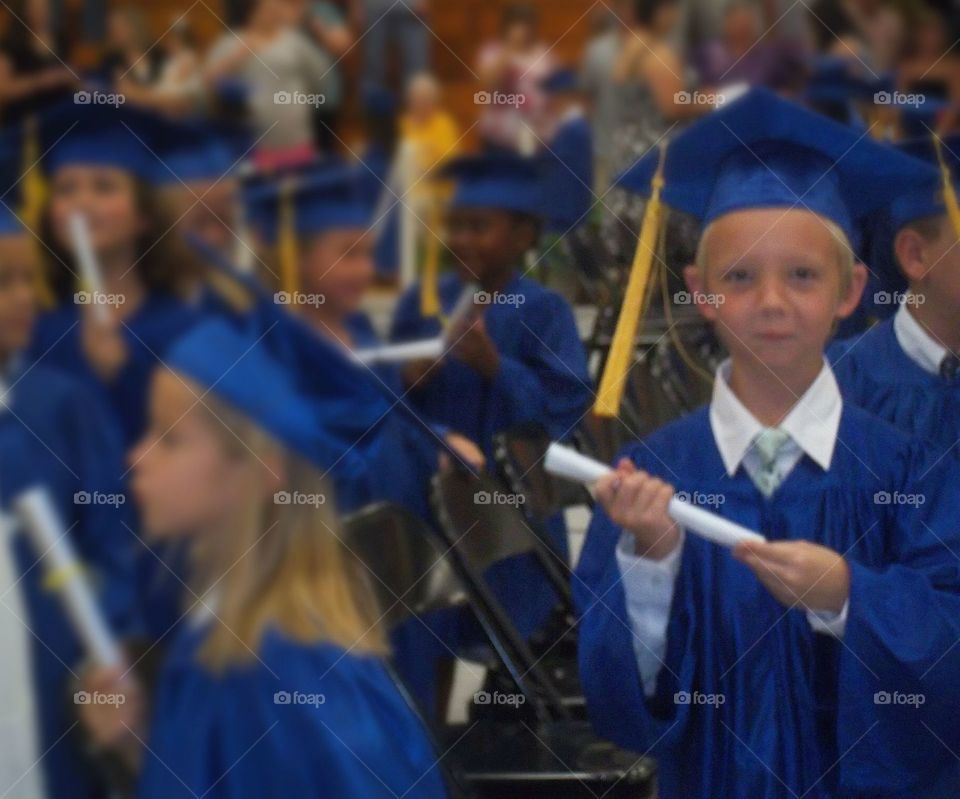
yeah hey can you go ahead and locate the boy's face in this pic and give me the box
[445,208,534,282]
[0,236,37,356]
[898,216,960,312]
[685,209,865,373]
[300,227,373,317]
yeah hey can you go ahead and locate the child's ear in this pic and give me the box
[683,264,718,321]
[835,262,867,320]
[893,227,927,285]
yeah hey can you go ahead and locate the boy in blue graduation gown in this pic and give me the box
[389,152,592,638]
[76,319,448,799]
[0,164,138,798]
[831,133,960,464]
[575,89,960,798]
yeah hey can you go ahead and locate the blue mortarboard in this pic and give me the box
[803,56,874,106]
[888,133,960,230]
[615,88,939,242]
[152,118,241,185]
[243,162,374,244]
[165,312,390,479]
[443,153,544,217]
[40,100,186,182]
[540,67,580,94]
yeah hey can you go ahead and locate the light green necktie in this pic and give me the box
[749,427,793,498]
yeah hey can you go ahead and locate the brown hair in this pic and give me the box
[40,178,202,303]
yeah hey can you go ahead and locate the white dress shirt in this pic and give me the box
[616,359,849,696]
[893,298,950,376]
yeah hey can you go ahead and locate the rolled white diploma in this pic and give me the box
[443,283,480,333]
[68,211,110,324]
[544,443,766,548]
[13,487,124,668]
[354,337,446,366]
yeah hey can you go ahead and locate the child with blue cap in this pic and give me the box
[577,88,960,798]
[831,132,960,464]
[75,317,448,799]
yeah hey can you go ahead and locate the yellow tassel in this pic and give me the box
[419,198,441,318]
[21,117,54,307]
[933,135,960,241]
[277,179,299,296]
[594,143,667,418]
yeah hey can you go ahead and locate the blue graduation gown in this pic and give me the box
[0,361,138,799]
[390,272,591,638]
[830,318,960,465]
[138,624,448,799]
[29,293,206,640]
[575,405,960,799]
[29,293,204,446]
[542,115,594,234]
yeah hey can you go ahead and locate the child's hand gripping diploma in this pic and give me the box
[77,666,146,770]
[449,312,500,380]
[80,304,129,383]
[734,540,850,614]
[594,458,681,561]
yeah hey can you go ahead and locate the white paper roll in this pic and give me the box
[68,211,110,324]
[444,283,480,334]
[353,337,446,366]
[13,488,123,668]
[544,443,765,548]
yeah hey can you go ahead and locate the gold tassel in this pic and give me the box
[419,198,441,318]
[594,143,668,418]
[277,178,299,296]
[933,135,960,241]
[21,116,54,307]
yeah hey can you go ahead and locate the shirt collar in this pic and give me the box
[709,358,843,476]
[893,298,949,376]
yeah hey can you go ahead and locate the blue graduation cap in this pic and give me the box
[39,100,186,182]
[615,87,938,243]
[152,117,242,185]
[243,162,375,245]
[443,153,545,217]
[540,67,580,94]
[888,133,960,231]
[165,311,390,482]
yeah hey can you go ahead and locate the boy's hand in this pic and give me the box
[595,458,680,560]
[81,308,128,383]
[441,431,486,473]
[450,315,499,380]
[734,540,850,614]
[77,666,145,768]
[400,357,440,389]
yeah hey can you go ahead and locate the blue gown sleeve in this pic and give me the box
[835,446,960,791]
[487,292,591,439]
[56,382,140,635]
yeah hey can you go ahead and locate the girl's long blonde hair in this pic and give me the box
[192,395,387,671]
